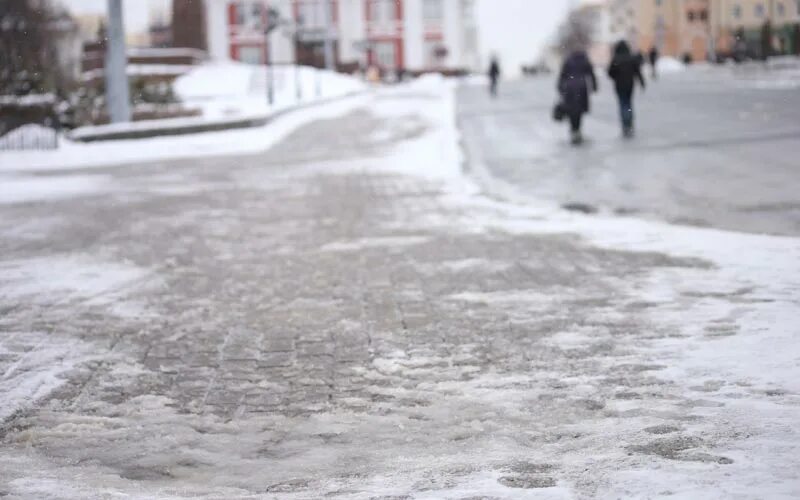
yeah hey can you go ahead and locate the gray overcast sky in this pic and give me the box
[59,0,567,74]
[59,0,169,32]
[476,0,568,76]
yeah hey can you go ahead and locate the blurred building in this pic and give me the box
[579,1,613,66]
[608,0,636,45]
[173,0,208,51]
[710,0,800,58]
[149,22,173,47]
[75,14,105,42]
[604,0,800,62]
[199,0,478,73]
[149,3,173,48]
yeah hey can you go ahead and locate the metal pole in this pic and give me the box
[323,0,335,70]
[295,64,302,102]
[266,31,274,106]
[105,0,131,123]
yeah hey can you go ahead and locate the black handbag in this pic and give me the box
[552,101,566,122]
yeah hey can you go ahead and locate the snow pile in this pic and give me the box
[174,61,366,120]
[657,56,686,74]
[173,61,253,101]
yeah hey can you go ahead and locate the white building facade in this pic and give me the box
[203,0,479,73]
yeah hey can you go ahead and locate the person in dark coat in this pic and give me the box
[557,50,597,145]
[648,46,659,79]
[608,40,646,138]
[488,57,501,97]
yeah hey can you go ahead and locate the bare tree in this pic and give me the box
[556,8,596,56]
[0,0,64,95]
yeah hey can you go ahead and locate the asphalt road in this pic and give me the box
[457,66,800,236]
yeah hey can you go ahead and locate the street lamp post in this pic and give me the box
[266,33,274,106]
[323,0,335,71]
[105,0,131,123]
[264,6,281,107]
[290,20,304,102]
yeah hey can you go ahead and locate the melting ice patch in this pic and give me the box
[0,174,110,204]
[0,333,94,424]
[0,254,157,317]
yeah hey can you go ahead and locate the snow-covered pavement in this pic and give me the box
[0,76,798,499]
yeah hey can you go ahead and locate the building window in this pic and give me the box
[239,46,262,64]
[297,1,327,28]
[699,9,708,21]
[687,10,696,21]
[424,39,442,66]
[733,4,741,18]
[655,0,662,5]
[373,41,396,68]
[423,0,444,21]
[777,2,785,16]
[368,0,397,22]
[755,3,765,17]
[235,1,264,29]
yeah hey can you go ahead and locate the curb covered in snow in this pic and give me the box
[69,91,365,143]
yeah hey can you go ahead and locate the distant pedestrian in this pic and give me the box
[608,40,646,138]
[488,57,501,97]
[557,50,597,145]
[649,46,659,79]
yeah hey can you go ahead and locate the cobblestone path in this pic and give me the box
[1,85,798,499]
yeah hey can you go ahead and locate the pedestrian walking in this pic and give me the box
[488,57,501,97]
[557,50,597,145]
[649,45,659,79]
[608,40,646,138]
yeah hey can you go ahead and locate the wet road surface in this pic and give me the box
[457,66,800,236]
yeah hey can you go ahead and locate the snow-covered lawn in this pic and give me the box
[174,61,366,120]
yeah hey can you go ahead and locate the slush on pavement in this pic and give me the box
[1,1,800,499]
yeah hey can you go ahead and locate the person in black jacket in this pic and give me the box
[648,46,659,79]
[557,50,597,145]
[608,40,646,138]
[488,57,501,97]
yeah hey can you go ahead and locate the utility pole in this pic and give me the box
[264,7,281,107]
[105,0,131,123]
[266,31,274,106]
[323,0,335,70]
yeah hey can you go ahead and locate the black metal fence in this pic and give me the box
[0,122,59,150]
[0,95,60,151]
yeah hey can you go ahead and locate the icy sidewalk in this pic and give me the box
[0,76,799,499]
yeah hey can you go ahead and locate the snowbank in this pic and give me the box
[173,61,253,101]
[0,93,368,172]
[657,56,686,74]
[174,61,366,120]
